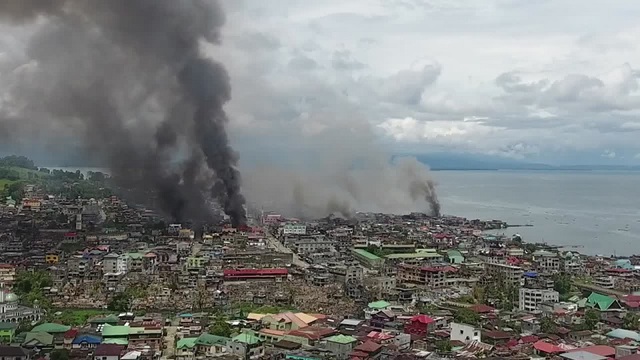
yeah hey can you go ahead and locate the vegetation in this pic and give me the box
[435,340,452,352]
[209,318,232,338]
[583,309,600,330]
[50,349,70,360]
[453,308,480,326]
[48,309,111,326]
[13,270,53,310]
[553,273,572,296]
[107,285,148,312]
[0,155,38,170]
[540,316,557,333]
[623,312,639,330]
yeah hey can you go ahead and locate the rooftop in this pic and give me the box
[352,249,381,261]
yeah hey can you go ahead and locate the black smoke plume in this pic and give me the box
[0,0,247,226]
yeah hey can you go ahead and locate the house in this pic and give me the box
[176,337,197,360]
[450,323,481,343]
[72,334,102,349]
[0,346,28,360]
[586,292,622,311]
[0,322,17,343]
[350,340,383,359]
[228,333,263,360]
[94,344,126,360]
[260,312,317,331]
[325,334,357,358]
[369,309,395,328]
[404,315,435,337]
[364,300,391,319]
[194,333,229,357]
[22,332,54,350]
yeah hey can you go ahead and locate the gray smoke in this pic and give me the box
[0,0,247,226]
[240,110,441,219]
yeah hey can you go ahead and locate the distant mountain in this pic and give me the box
[403,152,640,171]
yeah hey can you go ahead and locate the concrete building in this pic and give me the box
[519,288,560,312]
[450,323,481,343]
[485,262,523,286]
[282,223,306,235]
[351,249,384,269]
[0,284,42,323]
[397,265,457,289]
[102,253,119,274]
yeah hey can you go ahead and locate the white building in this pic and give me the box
[519,288,559,312]
[282,223,306,235]
[450,323,481,343]
[117,254,129,273]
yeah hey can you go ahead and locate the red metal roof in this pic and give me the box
[223,268,288,276]
[470,304,496,313]
[533,340,563,354]
[567,345,615,357]
[410,315,435,324]
[354,340,382,353]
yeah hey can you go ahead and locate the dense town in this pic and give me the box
[1,158,640,360]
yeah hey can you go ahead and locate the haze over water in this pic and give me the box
[435,170,640,256]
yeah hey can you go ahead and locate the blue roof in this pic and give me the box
[524,271,538,278]
[179,313,193,318]
[606,329,640,341]
[72,334,102,345]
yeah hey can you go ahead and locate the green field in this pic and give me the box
[0,178,16,189]
[48,309,113,326]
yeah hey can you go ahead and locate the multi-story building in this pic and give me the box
[595,276,615,289]
[282,223,306,236]
[534,251,561,274]
[484,262,523,286]
[519,288,559,312]
[116,254,128,274]
[295,239,333,254]
[103,253,119,274]
[0,265,16,288]
[397,265,457,289]
[450,323,481,343]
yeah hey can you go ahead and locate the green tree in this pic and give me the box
[108,293,132,312]
[623,312,639,330]
[553,273,572,295]
[453,308,480,326]
[584,309,600,330]
[435,340,452,353]
[540,316,557,333]
[209,318,232,338]
[50,349,70,360]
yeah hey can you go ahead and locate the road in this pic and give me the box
[161,324,177,360]
[264,230,310,269]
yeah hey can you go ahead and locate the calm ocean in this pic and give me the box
[434,170,640,256]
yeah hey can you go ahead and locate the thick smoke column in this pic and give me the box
[0,0,247,226]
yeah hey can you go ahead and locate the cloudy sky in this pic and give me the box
[215,0,640,166]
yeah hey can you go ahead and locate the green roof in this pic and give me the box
[102,338,129,345]
[0,322,17,330]
[368,300,391,309]
[126,252,143,259]
[326,334,357,344]
[30,323,71,333]
[23,331,54,346]
[196,333,229,346]
[232,333,261,345]
[90,314,120,324]
[384,252,441,259]
[351,249,381,260]
[176,337,198,349]
[102,325,131,337]
[587,292,619,311]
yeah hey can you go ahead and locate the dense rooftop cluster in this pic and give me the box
[1,176,640,360]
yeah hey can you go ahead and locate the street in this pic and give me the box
[161,324,177,360]
[264,230,310,269]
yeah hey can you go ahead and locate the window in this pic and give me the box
[474,331,478,336]
[460,330,464,335]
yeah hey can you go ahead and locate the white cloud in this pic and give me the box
[215,0,640,164]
